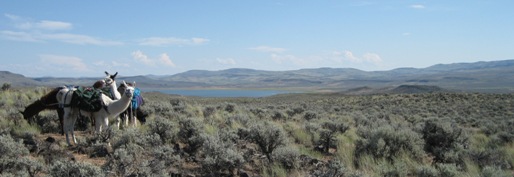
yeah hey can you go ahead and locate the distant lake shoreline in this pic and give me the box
[144,89,301,97]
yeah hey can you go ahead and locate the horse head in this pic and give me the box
[104,71,118,86]
[122,81,135,98]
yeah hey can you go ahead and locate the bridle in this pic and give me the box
[104,78,114,87]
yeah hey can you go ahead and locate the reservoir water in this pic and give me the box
[147,89,295,97]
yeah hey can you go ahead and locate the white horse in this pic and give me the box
[117,81,143,128]
[58,81,135,146]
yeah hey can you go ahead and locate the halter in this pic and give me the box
[104,78,114,87]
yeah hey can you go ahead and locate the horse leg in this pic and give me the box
[63,108,73,146]
[70,111,78,144]
[115,116,121,130]
[118,112,125,129]
[124,110,130,128]
[91,115,95,128]
[95,116,102,133]
[130,109,136,127]
[57,108,64,135]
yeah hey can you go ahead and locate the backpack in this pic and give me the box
[131,88,143,110]
[70,86,104,112]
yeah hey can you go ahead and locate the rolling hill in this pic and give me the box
[1,59,514,93]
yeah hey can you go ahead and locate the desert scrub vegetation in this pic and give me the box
[1,87,514,176]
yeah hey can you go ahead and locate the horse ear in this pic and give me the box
[132,81,136,87]
[122,80,127,86]
[111,72,118,79]
[105,71,109,76]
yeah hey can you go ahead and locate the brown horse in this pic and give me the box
[21,71,119,135]
[21,87,65,133]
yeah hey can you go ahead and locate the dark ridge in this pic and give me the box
[390,85,445,94]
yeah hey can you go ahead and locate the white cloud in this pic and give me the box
[362,53,383,63]
[192,37,210,44]
[250,46,286,53]
[39,54,89,71]
[159,53,176,67]
[343,50,360,62]
[5,14,20,21]
[0,30,40,42]
[1,31,123,45]
[132,50,154,66]
[139,37,209,46]
[5,14,72,31]
[36,20,73,30]
[216,58,236,65]
[40,33,123,46]
[132,50,176,67]
[410,4,425,9]
[2,14,122,46]
[333,50,383,65]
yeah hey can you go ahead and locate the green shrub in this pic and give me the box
[381,160,408,177]
[225,103,236,113]
[146,117,177,144]
[273,146,300,169]
[355,125,425,161]
[470,148,511,170]
[203,106,216,117]
[178,117,205,154]
[104,142,145,176]
[250,108,268,118]
[50,160,103,177]
[107,126,181,176]
[138,145,181,176]
[38,114,61,134]
[311,159,346,177]
[436,163,459,177]
[1,83,11,91]
[271,110,287,121]
[480,166,511,177]
[422,120,468,165]
[0,134,44,176]
[201,132,244,176]
[416,165,439,177]
[304,111,318,121]
[318,119,349,153]
[249,121,288,162]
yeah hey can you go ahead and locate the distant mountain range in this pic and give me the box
[2,59,514,93]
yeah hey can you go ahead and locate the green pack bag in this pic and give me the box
[71,86,104,112]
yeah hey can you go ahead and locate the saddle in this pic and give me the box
[70,86,112,112]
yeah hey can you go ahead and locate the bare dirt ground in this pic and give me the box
[35,131,107,166]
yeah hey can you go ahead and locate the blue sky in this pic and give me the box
[0,1,513,77]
